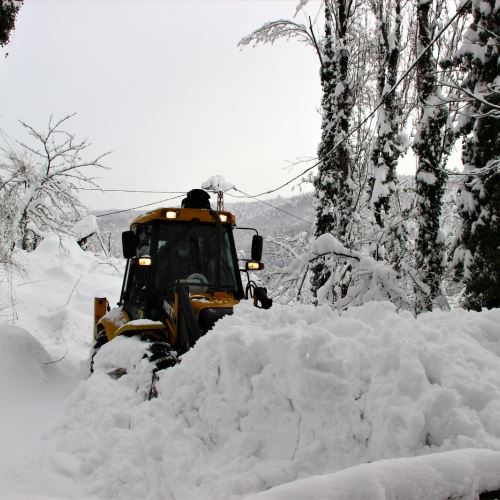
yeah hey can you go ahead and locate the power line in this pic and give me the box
[95,195,184,218]
[79,188,185,194]
[245,0,471,199]
[93,188,314,226]
[229,189,314,225]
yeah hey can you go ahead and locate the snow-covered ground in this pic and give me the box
[1,235,500,499]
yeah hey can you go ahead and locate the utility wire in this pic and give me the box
[95,195,184,218]
[79,188,185,194]
[89,186,313,226]
[229,189,314,225]
[245,0,471,199]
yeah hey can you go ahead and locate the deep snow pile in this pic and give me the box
[1,235,500,499]
[0,325,69,472]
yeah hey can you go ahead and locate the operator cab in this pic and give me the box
[119,190,246,322]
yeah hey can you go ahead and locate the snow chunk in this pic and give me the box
[417,170,437,185]
[127,319,164,327]
[201,175,235,193]
[311,233,349,256]
[70,215,98,241]
[32,233,85,257]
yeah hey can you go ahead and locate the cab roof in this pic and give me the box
[131,207,236,226]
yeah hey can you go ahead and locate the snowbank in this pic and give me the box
[12,301,500,499]
[0,234,123,498]
[2,234,122,359]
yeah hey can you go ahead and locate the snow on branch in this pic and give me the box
[239,18,323,64]
[0,114,110,252]
[239,19,309,47]
[279,233,411,311]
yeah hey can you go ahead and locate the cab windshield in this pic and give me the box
[154,221,238,293]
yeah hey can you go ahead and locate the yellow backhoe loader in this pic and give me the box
[91,189,271,395]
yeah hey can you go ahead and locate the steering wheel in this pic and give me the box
[186,273,209,293]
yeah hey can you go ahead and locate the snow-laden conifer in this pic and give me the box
[452,0,500,310]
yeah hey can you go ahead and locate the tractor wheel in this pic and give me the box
[146,340,178,371]
[145,340,179,399]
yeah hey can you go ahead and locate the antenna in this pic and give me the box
[217,191,224,211]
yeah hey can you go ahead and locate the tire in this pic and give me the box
[145,341,178,399]
[146,340,178,371]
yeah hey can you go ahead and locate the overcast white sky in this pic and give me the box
[1,0,333,211]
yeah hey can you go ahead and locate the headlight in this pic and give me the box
[246,261,264,271]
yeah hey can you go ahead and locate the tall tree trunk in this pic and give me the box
[312,0,354,297]
[412,0,449,312]
[369,0,402,228]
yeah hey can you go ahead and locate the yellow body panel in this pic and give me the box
[96,307,129,340]
[97,307,169,342]
[190,293,239,316]
[112,321,166,342]
[95,292,238,347]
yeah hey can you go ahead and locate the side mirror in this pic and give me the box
[122,231,137,259]
[251,235,263,262]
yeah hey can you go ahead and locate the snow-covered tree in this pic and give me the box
[412,0,461,312]
[260,231,312,304]
[313,0,354,242]
[277,232,411,310]
[311,0,360,299]
[452,0,500,310]
[0,0,22,47]
[0,114,109,251]
[368,0,406,227]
